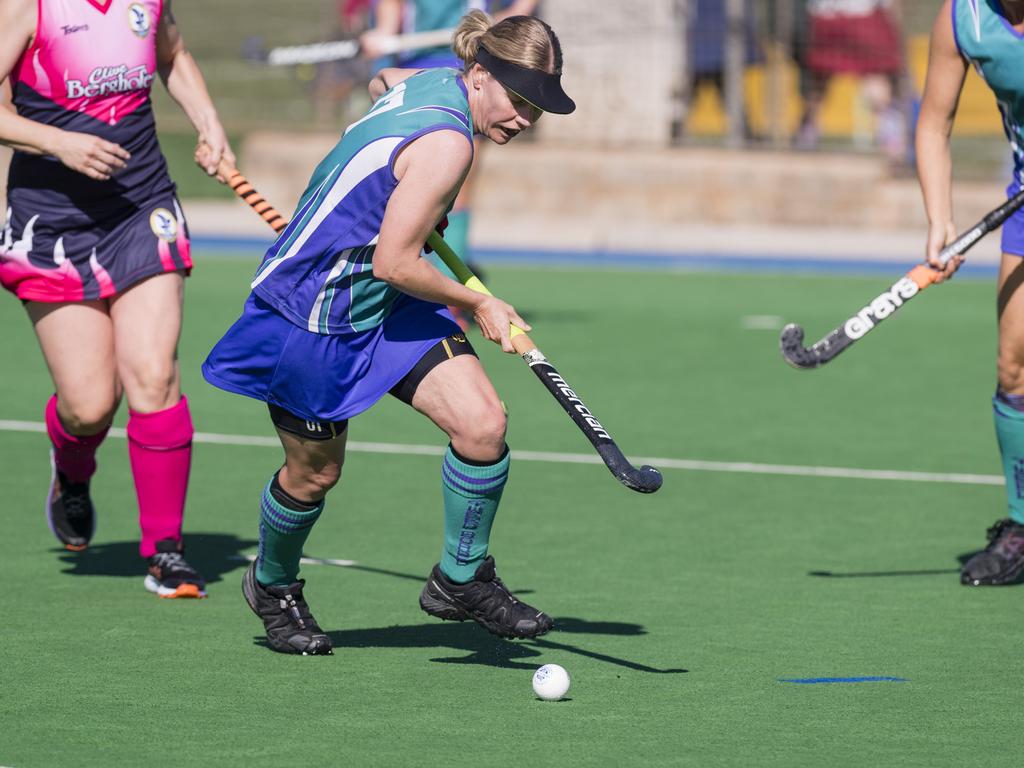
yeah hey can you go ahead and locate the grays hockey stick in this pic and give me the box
[224,166,661,493]
[245,28,456,67]
[426,233,663,494]
[780,187,1024,369]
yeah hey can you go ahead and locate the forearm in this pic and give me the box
[915,116,954,225]
[372,0,403,35]
[374,252,481,310]
[159,48,221,138]
[0,108,62,155]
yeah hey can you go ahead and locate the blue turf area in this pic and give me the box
[191,235,1001,278]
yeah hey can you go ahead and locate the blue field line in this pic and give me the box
[190,235,999,279]
[778,676,908,684]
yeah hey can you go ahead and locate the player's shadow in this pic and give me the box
[807,552,990,581]
[306,616,688,673]
[55,532,257,585]
[808,568,959,579]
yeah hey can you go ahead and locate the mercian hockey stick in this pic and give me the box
[780,187,1024,369]
[425,233,663,494]
[223,164,662,492]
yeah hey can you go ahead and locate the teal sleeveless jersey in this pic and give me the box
[250,68,472,335]
[952,0,1024,183]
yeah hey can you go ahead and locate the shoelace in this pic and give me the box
[152,551,189,573]
[278,592,315,630]
[491,575,520,606]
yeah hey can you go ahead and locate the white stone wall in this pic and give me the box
[536,0,687,147]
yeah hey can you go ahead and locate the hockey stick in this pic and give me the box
[425,233,663,494]
[244,28,456,67]
[222,163,662,493]
[223,167,288,234]
[780,187,1024,369]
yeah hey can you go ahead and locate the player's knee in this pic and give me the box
[455,402,507,457]
[123,360,178,410]
[289,461,344,499]
[59,399,117,435]
[997,349,1024,393]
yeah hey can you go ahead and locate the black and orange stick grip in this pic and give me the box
[219,160,288,234]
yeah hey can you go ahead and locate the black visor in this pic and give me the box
[475,45,575,115]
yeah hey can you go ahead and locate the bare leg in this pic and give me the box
[109,272,194,558]
[28,300,117,549]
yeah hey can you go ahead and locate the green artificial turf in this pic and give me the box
[2,258,1022,767]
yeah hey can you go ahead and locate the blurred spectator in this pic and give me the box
[676,0,762,141]
[795,0,909,166]
[309,1,376,125]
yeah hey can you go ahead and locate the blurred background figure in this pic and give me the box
[676,0,762,143]
[795,0,911,166]
[307,0,376,125]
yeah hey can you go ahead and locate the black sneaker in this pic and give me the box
[144,539,207,599]
[45,451,95,551]
[419,556,553,639]
[241,562,332,655]
[961,519,1024,586]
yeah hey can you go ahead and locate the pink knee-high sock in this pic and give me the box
[127,397,194,558]
[45,395,109,483]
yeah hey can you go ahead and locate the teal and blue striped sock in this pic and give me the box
[256,473,324,586]
[994,391,1024,524]
[440,444,509,583]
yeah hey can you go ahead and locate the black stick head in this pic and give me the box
[622,466,663,495]
[779,323,821,370]
[596,444,662,493]
[619,465,663,494]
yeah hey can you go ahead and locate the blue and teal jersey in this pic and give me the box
[952,0,1024,183]
[250,68,472,335]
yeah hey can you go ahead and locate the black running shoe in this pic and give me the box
[961,518,1024,586]
[419,556,553,639]
[242,562,332,655]
[145,539,207,599]
[45,451,95,551]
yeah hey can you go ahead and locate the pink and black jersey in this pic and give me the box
[1,0,191,303]
[9,0,171,202]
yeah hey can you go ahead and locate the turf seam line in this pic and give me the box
[0,419,1003,487]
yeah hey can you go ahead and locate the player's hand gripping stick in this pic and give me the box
[780,187,1024,369]
[426,233,663,494]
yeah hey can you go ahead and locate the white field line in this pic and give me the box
[0,419,1003,487]
[231,553,358,568]
[741,314,785,330]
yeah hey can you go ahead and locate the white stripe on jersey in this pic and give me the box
[251,170,335,288]
[967,0,982,42]
[397,106,470,130]
[251,135,403,291]
[307,247,354,332]
[306,234,378,333]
